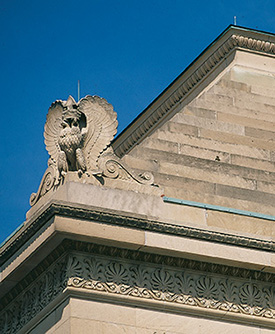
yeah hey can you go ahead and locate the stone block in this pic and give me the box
[173,113,244,135]
[143,230,272,270]
[141,137,179,154]
[216,184,275,207]
[206,210,275,238]
[183,106,217,119]
[70,298,136,326]
[52,320,71,334]
[245,126,275,141]
[166,121,199,136]
[202,92,235,105]
[70,319,103,334]
[231,155,275,173]
[64,182,163,219]
[135,307,272,334]
[179,143,231,163]
[190,97,234,114]
[211,80,251,96]
[230,66,275,87]
[159,161,256,191]
[135,147,275,184]
[251,84,275,98]
[216,77,251,92]
[122,154,160,172]
[141,138,232,164]
[154,172,216,195]
[156,130,271,161]
[190,94,275,122]
[163,186,275,216]
[200,128,275,151]
[161,201,207,227]
[257,180,275,194]
[70,318,138,334]
[217,112,275,132]
[54,216,145,250]
[212,83,275,107]
[235,97,275,114]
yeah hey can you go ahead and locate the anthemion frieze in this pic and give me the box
[1,240,275,333]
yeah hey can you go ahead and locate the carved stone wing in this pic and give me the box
[79,96,118,171]
[44,100,63,164]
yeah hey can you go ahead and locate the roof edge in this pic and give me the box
[112,25,275,157]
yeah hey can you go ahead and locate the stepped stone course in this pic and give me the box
[123,66,275,220]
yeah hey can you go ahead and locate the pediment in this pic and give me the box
[112,25,275,158]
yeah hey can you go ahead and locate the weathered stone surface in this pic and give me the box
[124,59,275,219]
[2,241,275,333]
[217,111,275,132]
[173,113,245,136]
[2,26,275,334]
[30,96,156,207]
[230,155,275,173]
[154,129,271,160]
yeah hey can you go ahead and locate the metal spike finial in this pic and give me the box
[78,80,80,101]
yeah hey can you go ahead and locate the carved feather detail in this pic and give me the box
[44,101,63,164]
[44,95,118,174]
[79,95,118,171]
[30,94,155,207]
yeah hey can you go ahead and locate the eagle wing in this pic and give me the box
[79,95,118,171]
[44,100,63,164]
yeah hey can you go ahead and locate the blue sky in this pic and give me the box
[1,0,275,244]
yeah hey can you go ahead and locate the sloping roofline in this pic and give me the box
[112,25,275,158]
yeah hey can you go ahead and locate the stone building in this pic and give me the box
[1,25,275,333]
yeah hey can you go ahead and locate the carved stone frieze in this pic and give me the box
[0,255,67,334]
[67,253,275,319]
[1,241,275,333]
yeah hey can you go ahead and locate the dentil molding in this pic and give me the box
[113,31,275,158]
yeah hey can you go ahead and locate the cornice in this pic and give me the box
[112,27,275,158]
[0,201,274,267]
[1,240,275,333]
[2,239,274,311]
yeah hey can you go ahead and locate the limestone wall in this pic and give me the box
[29,298,275,334]
[122,62,275,224]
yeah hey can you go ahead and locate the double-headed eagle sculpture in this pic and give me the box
[30,95,154,206]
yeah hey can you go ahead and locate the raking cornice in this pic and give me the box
[112,26,275,158]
